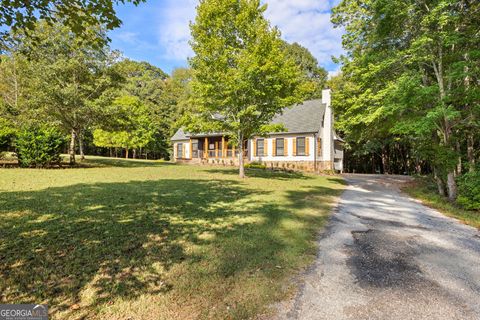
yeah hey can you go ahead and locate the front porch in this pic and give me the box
[190,136,248,160]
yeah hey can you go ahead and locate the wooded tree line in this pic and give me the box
[330,0,480,201]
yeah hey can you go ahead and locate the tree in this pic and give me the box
[113,59,174,159]
[0,0,145,51]
[332,0,480,200]
[282,41,328,99]
[93,95,154,158]
[12,21,120,164]
[188,0,306,178]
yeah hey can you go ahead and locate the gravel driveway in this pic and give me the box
[275,174,480,320]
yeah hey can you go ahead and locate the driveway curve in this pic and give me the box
[276,174,480,320]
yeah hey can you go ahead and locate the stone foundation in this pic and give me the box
[176,158,335,172]
[260,160,334,172]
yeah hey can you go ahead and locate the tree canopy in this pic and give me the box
[282,41,328,99]
[0,0,145,50]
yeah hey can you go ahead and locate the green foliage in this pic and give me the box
[457,170,480,210]
[15,126,64,168]
[0,0,145,51]
[10,20,122,163]
[0,117,16,150]
[93,95,154,154]
[245,161,267,170]
[282,41,328,99]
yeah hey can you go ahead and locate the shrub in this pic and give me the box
[16,126,65,168]
[245,161,266,170]
[457,170,480,210]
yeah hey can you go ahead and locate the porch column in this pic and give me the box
[204,137,208,158]
[221,136,226,158]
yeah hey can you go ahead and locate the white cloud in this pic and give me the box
[157,0,198,61]
[156,0,344,71]
[264,0,344,70]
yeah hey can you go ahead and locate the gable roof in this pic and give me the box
[171,99,326,141]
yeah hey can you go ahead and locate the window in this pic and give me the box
[296,137,306,156]
[275,138,284,156]
[192,141,198,158]
[177,143,183,158]
[256,139,265,156]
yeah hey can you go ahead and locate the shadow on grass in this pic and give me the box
[327,176,348,186]
[76,157,176,168]
[0,176,341,319]
[204,168,313,180]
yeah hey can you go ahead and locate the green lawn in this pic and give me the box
[403,177,480,229]
[0,156,345,320]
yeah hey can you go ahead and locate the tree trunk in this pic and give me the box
[455,141,461,176]
[69,129,76,165]
[467,133,475,172]
[133,149,137,159]
[238,133,245,178]
[78,131,85,161]
[381,147,388,174]
[109,148,113,158]
[125,147,129,159]
[115,147,118,158]
[433,168,446,197]
[446,171,457,201]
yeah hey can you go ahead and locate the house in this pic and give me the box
[171,89,344,172]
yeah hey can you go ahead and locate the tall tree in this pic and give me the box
[13,21,120,164]
[282,41,328,99]
[188,0,306,178]
[93,95,154,158]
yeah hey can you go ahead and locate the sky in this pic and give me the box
[109,0,344,76]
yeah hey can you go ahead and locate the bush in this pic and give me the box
[245,162,266,170]
[457,170,480,210]
[16,126,65,168]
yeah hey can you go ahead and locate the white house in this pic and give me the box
[171,89,344,172]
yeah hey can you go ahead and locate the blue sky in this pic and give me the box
[109,0,344,76]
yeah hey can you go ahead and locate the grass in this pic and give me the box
[402,177,480,229]
[0,156,345,319]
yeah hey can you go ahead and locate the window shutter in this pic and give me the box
[264,139,268,156]
[174,143,177,158]
[272,139,276,156]
[317,138,322,156]
[189,140,193,159]
[284,138,288,156]
[182,143,185,158]
[305,137,310,156]
[293,138,297,156]
[253,139,257,156]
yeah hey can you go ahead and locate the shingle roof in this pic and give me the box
[271,99,325,134]
[171,99,326,141]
